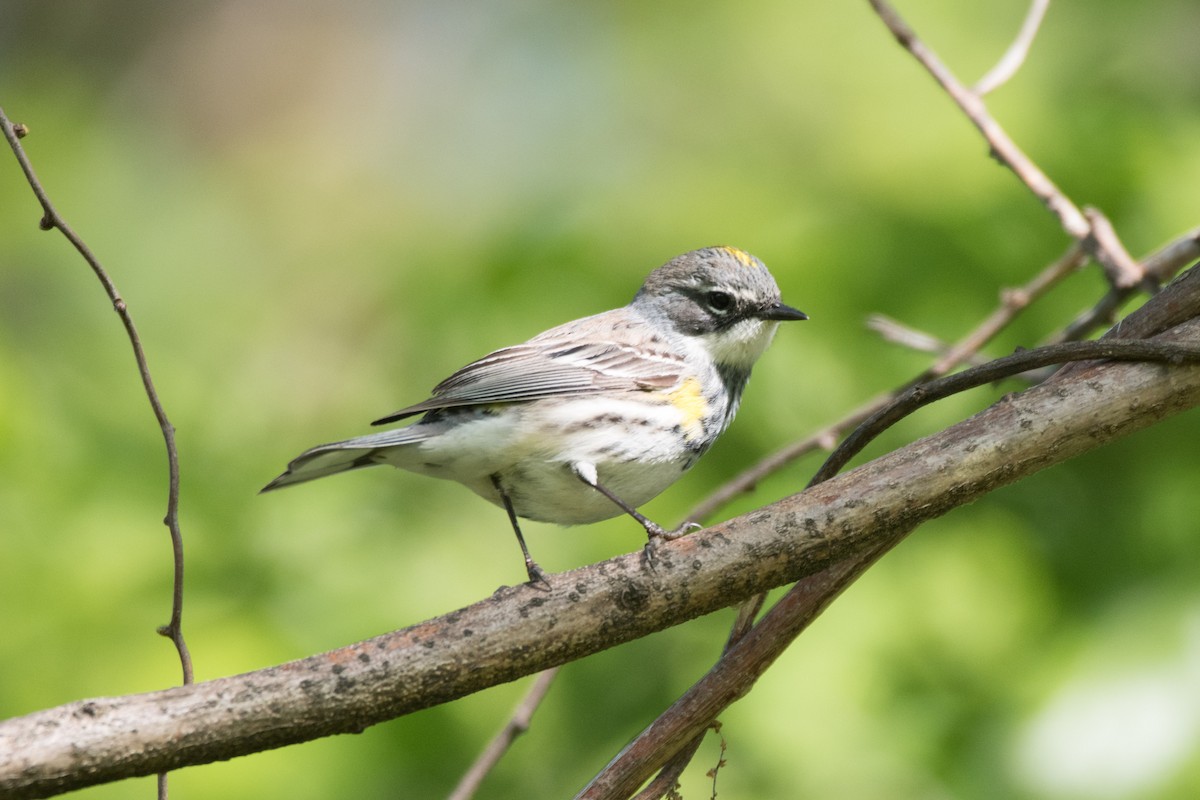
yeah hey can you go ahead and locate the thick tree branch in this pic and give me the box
[2,266,1199,799]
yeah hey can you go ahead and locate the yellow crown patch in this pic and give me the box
[719,246,760,269]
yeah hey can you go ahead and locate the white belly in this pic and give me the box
[381,396,705,525]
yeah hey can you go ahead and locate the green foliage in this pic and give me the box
[2,1,1199,798]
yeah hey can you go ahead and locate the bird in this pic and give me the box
[262,246,806,584]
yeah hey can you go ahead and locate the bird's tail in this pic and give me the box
[260,427,430,493]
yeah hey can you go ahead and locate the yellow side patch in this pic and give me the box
[668,377,709,440]
[719,246,760,269]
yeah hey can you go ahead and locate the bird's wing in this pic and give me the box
[372,313,684,425]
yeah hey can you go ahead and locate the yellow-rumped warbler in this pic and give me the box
[262,246,805,583]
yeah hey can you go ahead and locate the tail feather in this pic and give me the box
[260,426,430,493]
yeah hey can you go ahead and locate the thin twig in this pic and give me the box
[705,723,726,800]
[1084,206,1145,289]
[973,0,1050,96]
[1143,226,1200,282]
[811,340,1200,484]
[867,0,1090,241]
[1056,226,1200,343]
[867,314,988,363]
[0,106,192,796]
[630,589,767,799]
[447,668,560,800]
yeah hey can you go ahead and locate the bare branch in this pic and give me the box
[973,0,1051,96]
[867,314,988,362]
[867,0,1089,239]
[1143,225,1200,282]
[1084,206,1145,289]
[0,112,194,659]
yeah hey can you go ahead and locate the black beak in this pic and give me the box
[760,301,808,322]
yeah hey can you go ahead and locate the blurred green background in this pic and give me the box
[3,1,1200,797]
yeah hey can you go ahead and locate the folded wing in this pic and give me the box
[372,317,684,425]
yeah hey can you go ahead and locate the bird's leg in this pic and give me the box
[491,474,551,590]
[570,464,701,570]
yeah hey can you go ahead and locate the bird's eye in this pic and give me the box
[705,291,734,314]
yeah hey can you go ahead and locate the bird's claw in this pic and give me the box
[525,561,553,592]
[640,520,703,572]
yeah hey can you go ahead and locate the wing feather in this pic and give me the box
[372,311,683,425]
